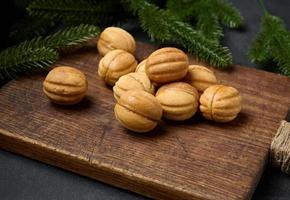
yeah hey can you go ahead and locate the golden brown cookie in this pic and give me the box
[145,47,189,84]
[199,85,242,122]
[156,82,199,121]
[114,90,162,132]
[113,72,154,102]
[97,27,136,56]
[43,66,88,105]
[135,59,147,73]
[98,49,137,86]
[184,65,218,93]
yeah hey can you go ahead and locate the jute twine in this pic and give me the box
[270,120,290,174]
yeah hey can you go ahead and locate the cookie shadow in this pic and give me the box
[50,96,93,112]
[126,120,169,138]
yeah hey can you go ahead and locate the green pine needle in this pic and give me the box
[0,47,57,81]
[193,1,223,42]
[27,0,122,26]
[0,24,100,82]
[166,0,243,42]
[249,31,270,63]
[172,21,232,67]
[124,0,232,67]
[138,4,171,41]
[167,0,244,28]
[211,0,244,28]
[166,0,197,21]
[22,0,239,68]
[249,13,290,76]
[43,24,100,49]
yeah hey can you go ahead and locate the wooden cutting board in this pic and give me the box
[1,42,290,200]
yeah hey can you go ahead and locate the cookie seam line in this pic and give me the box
[210,86,224,120]
[117,103,158,122]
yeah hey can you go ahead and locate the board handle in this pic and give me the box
[270,120,290,174]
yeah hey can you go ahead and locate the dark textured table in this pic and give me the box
[1,0,290,199]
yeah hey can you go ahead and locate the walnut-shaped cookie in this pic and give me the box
[145,47,189,84]
[199,85,242,122]
[135,59,147,73]
[97,27,136,56]
[98,49,137,86]
[113,72,154,102]
[114,90,163,132]
[156,82,199,121]
[184,65,218,93]
[43,66,88,105]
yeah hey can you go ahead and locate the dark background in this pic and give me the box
[1,0,290,199]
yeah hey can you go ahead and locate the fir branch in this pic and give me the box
[124,0,232,67]
[27,0,101,21]
[166,0,197,21]
[265,15,290,76]
[138,4,171,41]
[0,47,57,81]
[171,21,232,67]
[43,24,100,49]
[211,0,243,28]
[0,24,100,81]
[166,0,244,28]
[166,0,242,41]
[27,0,124,26]
[196,15,223,42]
[192,0,223,42]
[248,31,270,63]
[249,13,290,76]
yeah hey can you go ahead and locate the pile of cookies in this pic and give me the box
[43,27,242,133]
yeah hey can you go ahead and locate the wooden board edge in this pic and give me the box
[233,64,290,81]
[0,129,208,200]
[246,151,269,200]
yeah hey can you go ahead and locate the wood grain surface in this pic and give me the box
[1,42,290,200]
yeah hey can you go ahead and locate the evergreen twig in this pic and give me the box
[193,1,223,42]
[124,0,232,67]
[166,0,197,21]
[0,47,57,81]
[0,24,100,81]
[249,12,290,76]
[43,24,100,49]
[211,0,243,28]
[21,0,243,67]
[27,0,125,26]
[166,0,243,41]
